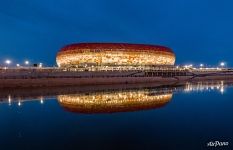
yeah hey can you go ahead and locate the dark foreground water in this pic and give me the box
[0,81,232,150]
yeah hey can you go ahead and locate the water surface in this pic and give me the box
[0,81,232,150]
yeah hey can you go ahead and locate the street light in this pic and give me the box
[39,63,43,68]
[5,59,11,68]
[16,64,20,67]
[220,62,225,67]
[200,64,204,67]
[25,60,29,65]
[5,59,11,65]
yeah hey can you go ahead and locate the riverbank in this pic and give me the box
[0,68,233,87]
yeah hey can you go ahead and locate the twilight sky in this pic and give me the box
[0,0,233,66]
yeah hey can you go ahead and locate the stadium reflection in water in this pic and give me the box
[58,89,173,113]
[0,80,232,114]
[57,80,229,114]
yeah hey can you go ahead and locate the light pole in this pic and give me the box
[5,59,11,68]
[39,63,43,68]
[24,60,30,67]
[220,62,225,68]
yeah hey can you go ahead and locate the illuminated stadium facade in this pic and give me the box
[56,43,176,70]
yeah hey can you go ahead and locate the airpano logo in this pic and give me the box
[207,141,229,147]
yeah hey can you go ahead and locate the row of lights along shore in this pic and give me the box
[2,59,227,69]
[3,59,43,68]
[7,95,44,106]
[180,62,226,69]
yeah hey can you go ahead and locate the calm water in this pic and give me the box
[0,81,232,150]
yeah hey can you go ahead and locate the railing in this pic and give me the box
[0,66,233,80]
[0,66,232,72]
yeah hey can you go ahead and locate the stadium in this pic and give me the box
[56,43,176,70]
[1,42,233,88]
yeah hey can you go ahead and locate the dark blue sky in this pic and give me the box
[0,0,233,66]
